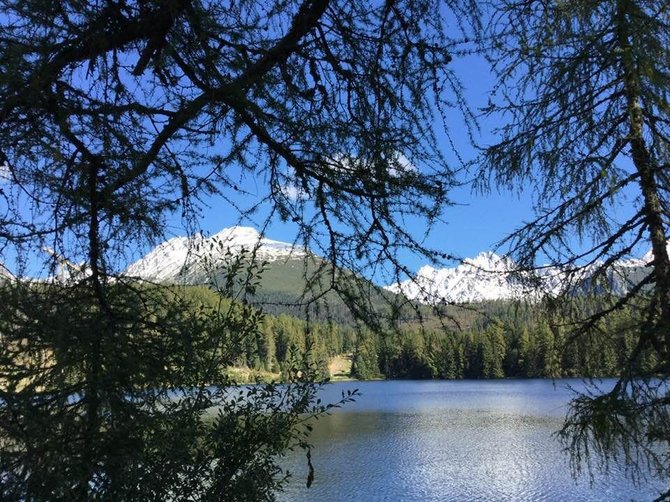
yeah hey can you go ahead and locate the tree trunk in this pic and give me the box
[616,0,670,356]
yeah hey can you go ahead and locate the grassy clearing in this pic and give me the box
[224,353,354,384]
[225,366,281,384]
[328,354,353,381]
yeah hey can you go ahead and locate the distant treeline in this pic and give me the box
[351,311,655,380]
[186,287,657,381]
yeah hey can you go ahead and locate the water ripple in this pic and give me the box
[279,380,663,501]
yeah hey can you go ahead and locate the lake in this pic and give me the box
[279,379,665,501]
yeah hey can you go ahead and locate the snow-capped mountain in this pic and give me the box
[387,250,654,305]
[128,226,662,305]
[0,262,12,280]
[126,226,307,283]
[387,252,523,304]
[386,252,527,304]
[639,245,670,266]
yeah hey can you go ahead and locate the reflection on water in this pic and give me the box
[279,380,664,501]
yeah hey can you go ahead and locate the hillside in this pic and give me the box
[126,226,404,327]
[125,226,659,332]
[120,228,660,382]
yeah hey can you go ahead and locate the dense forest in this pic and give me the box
[181,285,656,383]
[352,309,655,380]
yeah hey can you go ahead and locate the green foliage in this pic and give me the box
[350,331,381,380]
[0,271,357,501]
[0,265,648,500]
[0,0,474,499]
[369,301,650,381]
[2,0,668,497]
[478,0,670,492]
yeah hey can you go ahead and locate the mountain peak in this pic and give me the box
[386,252,523,304]
[387,247,655,305]
[126,226,306,283]
[641,242,670,265]
[211,226,260,242]
[462,251,512,272]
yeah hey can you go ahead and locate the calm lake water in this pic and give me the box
[279,379,665,501]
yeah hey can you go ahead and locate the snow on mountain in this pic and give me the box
[387,250,655,305]
[0,262,12,280]
[386,252,527,304]
[128,226,663,302]
[126,226,307,283]
[640,242,670,266]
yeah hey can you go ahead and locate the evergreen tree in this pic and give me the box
[260,324,278,373]
[516,325,533,377]
[482,323,506,379]
[479,0,670,491]
[0,0,473,498]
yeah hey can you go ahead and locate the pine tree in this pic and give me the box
[0,0,472,498]
[480,0,670,491]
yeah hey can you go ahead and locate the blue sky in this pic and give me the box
[186,160,537,265]
[0,6,652,282]
[0,3,543,278]
[162,51,538,275]
[3,44,538,279]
